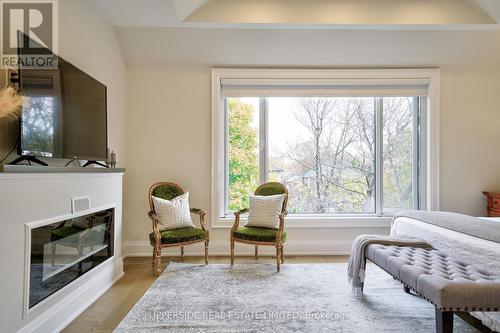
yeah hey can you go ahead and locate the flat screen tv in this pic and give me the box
[16,33,107,162]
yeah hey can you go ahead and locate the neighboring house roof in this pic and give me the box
[301,165,364,179]
[303,170,316,178]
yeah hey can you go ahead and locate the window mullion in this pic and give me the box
[412,97,420,210]
[259,97,268,183]
[375,97,384,215]
[223,97,229,216]
[418,97,427,210]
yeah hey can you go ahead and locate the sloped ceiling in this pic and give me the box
[85,0,500,29]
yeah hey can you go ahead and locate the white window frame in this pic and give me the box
[211,68,440,228]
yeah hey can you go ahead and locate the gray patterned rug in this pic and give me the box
[115,262,478,333]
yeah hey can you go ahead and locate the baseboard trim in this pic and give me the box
[18,256,124,333]
[123,240,353,258]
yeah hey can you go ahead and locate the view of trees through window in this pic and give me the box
[227,98,259,211]
[227,96,419,214]
[383,97,416,211]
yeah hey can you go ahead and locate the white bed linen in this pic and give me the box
[391,217,500,331]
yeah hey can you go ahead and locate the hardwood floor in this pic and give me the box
[63,255,348,333]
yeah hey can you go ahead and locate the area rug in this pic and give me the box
[115,263,478,332]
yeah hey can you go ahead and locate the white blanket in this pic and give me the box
[347,234,430,295]
[391,216,500,331]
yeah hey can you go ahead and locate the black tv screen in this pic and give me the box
[17,35,107,161]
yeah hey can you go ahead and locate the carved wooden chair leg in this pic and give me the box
[181,246,184,261]
[276,245,281,272]
[255,245,258,260]
[230,241,235,265]
[204,241,209,265]
[281,244,284,263]
[152,247,156,271]
[152,247,155,267]
[155,247,162,276]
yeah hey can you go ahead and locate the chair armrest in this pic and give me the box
[234,208,249,215]
[148,210,161,243]
[276,214,286,243]
[190,208,208,233]
[148,209,158,221]
[190,208,204,215]
[232,208,248,232]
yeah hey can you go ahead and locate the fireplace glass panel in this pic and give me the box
[29,208,114,308]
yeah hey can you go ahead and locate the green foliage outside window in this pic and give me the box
[228,99,259,210]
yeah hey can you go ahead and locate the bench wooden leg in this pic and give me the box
[435,308,454,333]
[403,285,411,294]
[455,312,493,333]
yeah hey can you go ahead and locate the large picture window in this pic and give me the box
[213,69,439,222]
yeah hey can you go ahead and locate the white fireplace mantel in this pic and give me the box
[0,170,124,333]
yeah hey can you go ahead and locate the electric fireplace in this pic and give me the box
[27,207,114,309]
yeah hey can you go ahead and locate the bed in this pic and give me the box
[391,216,500,332]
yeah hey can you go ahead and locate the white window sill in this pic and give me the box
[212,215,393,229]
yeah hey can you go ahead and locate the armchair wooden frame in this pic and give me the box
[230,182,289,272]
[148,182,209,276]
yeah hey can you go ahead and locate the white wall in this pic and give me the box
[121,28,500,256]
[0,0,127,168]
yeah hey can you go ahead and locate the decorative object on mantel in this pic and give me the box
[0,86,24,118]
[106,148,111,167]
[109,150,117,168]
[483,191,500,217]
[104,148,117,168]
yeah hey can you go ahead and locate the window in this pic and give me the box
[213,69,439,222]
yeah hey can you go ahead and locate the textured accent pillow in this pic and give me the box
[245,194,286,229]
[152,192,195,230]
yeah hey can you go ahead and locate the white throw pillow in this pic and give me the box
[152,192,195,230]
[245,194,286,229]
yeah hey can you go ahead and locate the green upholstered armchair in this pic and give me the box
[148,182,209,276]
[230,182,288,272]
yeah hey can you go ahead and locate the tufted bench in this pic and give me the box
[365,244,500,333]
